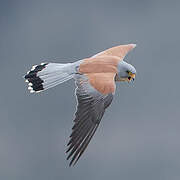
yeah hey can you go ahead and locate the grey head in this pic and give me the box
[115,60,136,82]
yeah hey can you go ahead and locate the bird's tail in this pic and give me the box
[24,62,76,93]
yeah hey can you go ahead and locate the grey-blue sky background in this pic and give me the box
[0,0,180,179]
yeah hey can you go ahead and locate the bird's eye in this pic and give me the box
[126,70,130,74]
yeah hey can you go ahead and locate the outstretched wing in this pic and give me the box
[78,44,136,93]
[92,44,136,59]
[66,75,114,166]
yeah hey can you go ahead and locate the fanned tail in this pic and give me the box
[24,62,75,93]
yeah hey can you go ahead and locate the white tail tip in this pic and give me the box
[28,86,33,90]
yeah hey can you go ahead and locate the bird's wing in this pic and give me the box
[85,72,116,95]
[92,44,136,60]
[78,56,118,94]
[66,75,114,166]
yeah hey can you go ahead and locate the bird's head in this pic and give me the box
[115,61,136,82]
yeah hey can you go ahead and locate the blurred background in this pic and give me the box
[0,0,180,179]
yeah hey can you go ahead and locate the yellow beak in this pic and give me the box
[128,72,136,82]
[115,72,136,82]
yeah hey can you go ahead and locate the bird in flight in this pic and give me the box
[24,44,137,166]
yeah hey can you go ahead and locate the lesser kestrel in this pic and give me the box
[24,44,137,166]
